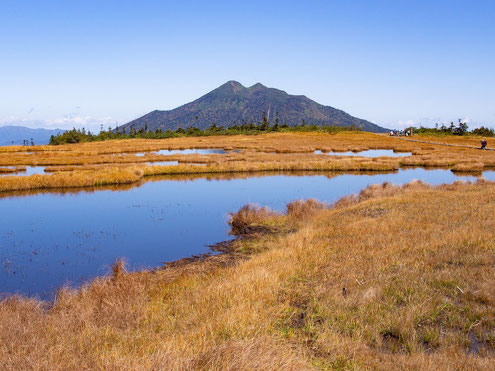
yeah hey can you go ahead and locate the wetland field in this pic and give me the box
[1,131,495,369]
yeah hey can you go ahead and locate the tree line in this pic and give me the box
[407,120,494,137]
[49,114,361,145]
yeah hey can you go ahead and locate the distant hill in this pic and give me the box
[119,81,387,133]
[0,126,66,146]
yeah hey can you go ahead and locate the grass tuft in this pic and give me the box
[111,258,127,280]
[228,204,281,236]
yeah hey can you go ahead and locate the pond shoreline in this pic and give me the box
[1,170,491,299]
[1,179,494,369]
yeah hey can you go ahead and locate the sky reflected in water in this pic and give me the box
[314,149,411,157]
[0,168,491,298]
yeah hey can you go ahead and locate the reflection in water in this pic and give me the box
[154,148,240,155]
[314,149,411,157]
[0,169,492,298]
[146,161,208,166]
[147,161,179,166]
[123,148,240,157]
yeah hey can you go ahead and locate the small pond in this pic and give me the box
[0,168,493,298]
[154,148,240,155]
[147,161,179,166]
[146,161,208,166]
[314,149,411,157]
[130,148,240,157]
[0,166,46,177]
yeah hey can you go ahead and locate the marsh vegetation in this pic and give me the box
[1,131,495,193]
[1,168,487,297]
[0,131,494,369]
[1,180,494,369]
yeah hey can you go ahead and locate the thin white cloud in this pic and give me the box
[395,119,416,129]
[0,115,119,132]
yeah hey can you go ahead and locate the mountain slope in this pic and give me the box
[0,126,65,146]
[120,81,387,133]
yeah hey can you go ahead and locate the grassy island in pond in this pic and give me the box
[1,131,495,193]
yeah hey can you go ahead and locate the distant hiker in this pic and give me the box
[481,139,487,150]
[390,130,394,136]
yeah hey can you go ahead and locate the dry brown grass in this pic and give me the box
[286,199,328,222]
[397,134,494,148]
[1,132,495,192]
[0,165,26,174]
[1,180,494,369]
[143,159,400,176]
[228,204,281,235]
[0,167,144,192]
[0,160,400,193]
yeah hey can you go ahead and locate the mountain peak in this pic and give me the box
[226,80,244,88]
[213,80,246,95]
[121,82,387,132]
[248,82,267,91]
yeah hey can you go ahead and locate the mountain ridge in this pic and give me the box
[0,125,66,146]
[119,81,387,133]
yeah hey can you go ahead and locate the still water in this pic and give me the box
[0,169,491,298]
[155,148,240,155]
[132,148,240,157]
[0,166,46,177]
[314,149,411,157]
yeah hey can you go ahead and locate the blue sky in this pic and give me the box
[1,0,494,131]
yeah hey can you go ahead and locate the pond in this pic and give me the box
[130,148,240,157]
[154,148,240,155]
[147,161,179,166]
[0,168,493,299]
[146,161,208,166]
[0,166,46,177]
[0,162,209,177]
[314,149,411,157]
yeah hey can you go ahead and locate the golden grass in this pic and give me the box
[143,159,400,176]
[228,204,281,235]
[451,162,485,172]
[1,180,494,369]
[397,134,494,148]
[0,167,145,192]
[1,132,495,192]
[0,166,26,174]
[0,161,401,193]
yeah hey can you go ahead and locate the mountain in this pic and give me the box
[119,81,387,133]
[0,126,66,146]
